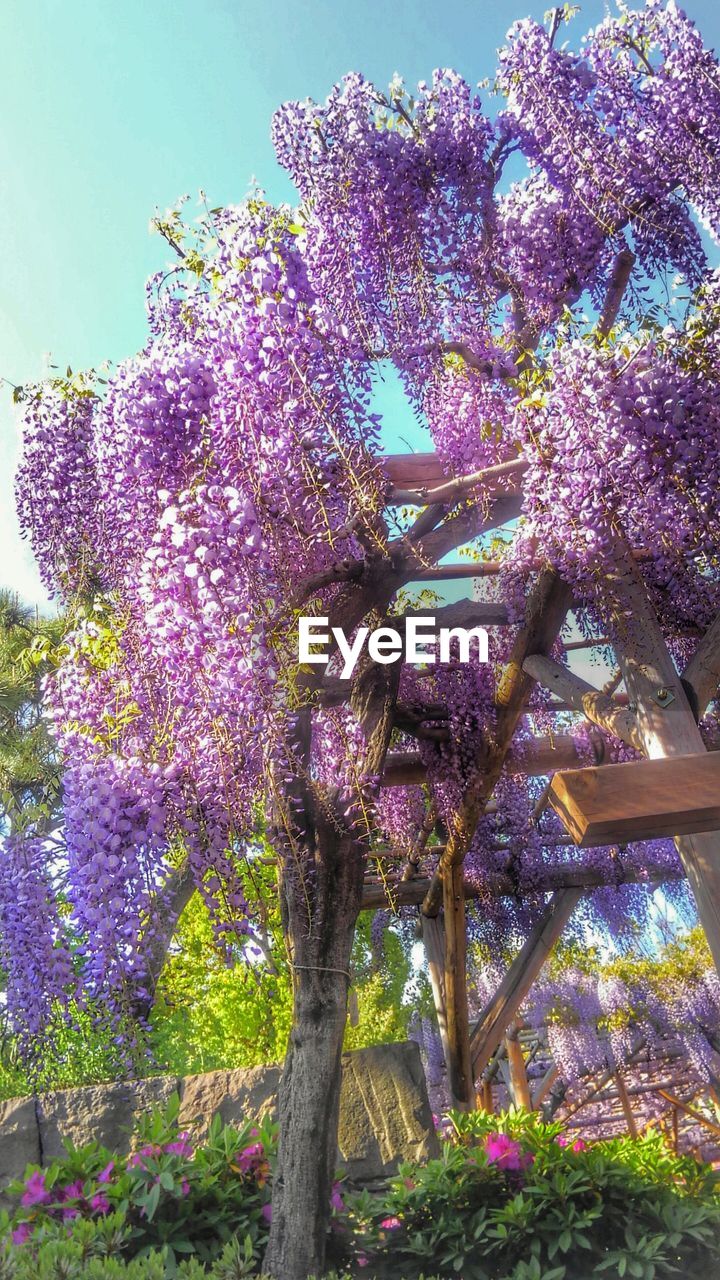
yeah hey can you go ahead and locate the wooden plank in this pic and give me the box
[477,1081,494,1113]
[383,735,604,786]
[469,889,583,1078]
[548,752,720,847]
[443,862,473,1110]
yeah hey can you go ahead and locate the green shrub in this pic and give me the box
[342,1108,720,1279]
[3,1095,274,1274]
[0,1222,358,1279]
[5,1100,720,1279]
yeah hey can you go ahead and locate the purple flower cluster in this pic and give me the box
[8,1,720,1070]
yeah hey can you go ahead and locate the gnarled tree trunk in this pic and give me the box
[262,818,365,1280]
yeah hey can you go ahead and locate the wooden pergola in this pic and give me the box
[323,436,720,1115]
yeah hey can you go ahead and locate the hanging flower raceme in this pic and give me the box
[0,835,76,1054]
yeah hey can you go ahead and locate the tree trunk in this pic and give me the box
[263,822,365,1280]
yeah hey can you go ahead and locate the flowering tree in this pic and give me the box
[11,3,720,1276]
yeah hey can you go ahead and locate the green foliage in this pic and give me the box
[4,1094,275,1276]
[0,1219,360,1280]
[0,591,66,835]
[150,895,414,1078]
[149,893,294,1074]
[0,821,416,1100]
[4,1099,720,1278]
[342,1109,720,1279]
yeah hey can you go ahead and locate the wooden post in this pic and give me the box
[608,548,720,976]
[615,1070,638,1138]
[443,862,473,1110]
[470,889,583,1077]
[477,1080,494,1113]
[506,1030,532,1109]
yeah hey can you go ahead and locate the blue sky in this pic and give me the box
[2,0,719,606]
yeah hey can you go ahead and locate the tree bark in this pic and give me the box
[263,821,365,1280]
[264,646,398,1279]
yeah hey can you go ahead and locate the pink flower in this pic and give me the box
[330,1182,345,1213]
[90,1192,110,1214]
[379,1216,401,1231]
[261,1202,273,1224]
[21,1170,50,1207]
[180,1177,190,1197]
[235,1141,264,1173]
[11,1222,33,1245]
[356,1252,370,1268]
[128,1143,162,1169]
[483,1132,534,1172]
[164,1133,193,1158]
[556,1134,587,1153]
[60,1180,84,1201]
[97,1161,115,1183]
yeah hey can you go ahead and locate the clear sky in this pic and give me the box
[2,0,719,606]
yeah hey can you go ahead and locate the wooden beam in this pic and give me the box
[359,862,683,912]
[469,888,583,1078]
[656,1088,720,1139]
[615,1070,638,1138]
[391,457,527,506]
[681,612,720,718]
[421,915,451,1074]
[443,862,473,1110]
[383,452,447,489]
[597,247,636,338]
[522,654,641,750]
[382,732,606,786]
[506,1029,533,1109]
[532,1064,560,1110]
[548,751,720,847]
[607,547,720,975]
[421,571,572,917]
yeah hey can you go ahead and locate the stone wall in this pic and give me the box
[0,1042,438,1201]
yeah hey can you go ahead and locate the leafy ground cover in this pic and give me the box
[2,1100,718,1280]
